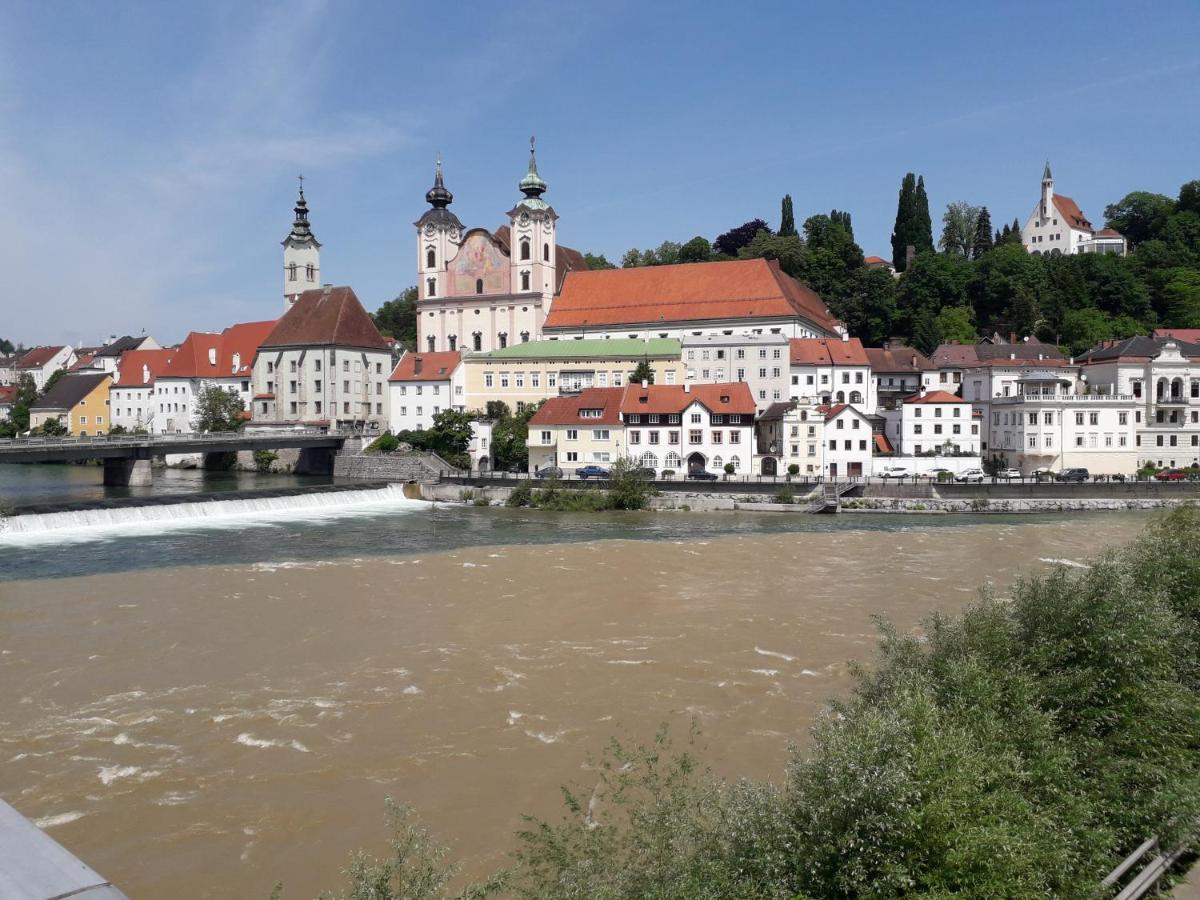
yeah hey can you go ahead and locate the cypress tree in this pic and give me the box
[994,228,1003,246]
[891,173,917,272]
[1011,218,1022,243]
[972,207,994,258]
[914,176,934,253]
[779,195,797,237]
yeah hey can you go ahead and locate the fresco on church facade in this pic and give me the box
[447,232,509,296]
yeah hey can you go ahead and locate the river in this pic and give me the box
[0,477,1154,897]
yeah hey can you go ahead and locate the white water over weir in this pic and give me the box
[0,484,426,537]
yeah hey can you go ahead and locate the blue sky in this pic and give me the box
[2,0,1198,346]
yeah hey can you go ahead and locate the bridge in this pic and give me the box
[0,430,350,485]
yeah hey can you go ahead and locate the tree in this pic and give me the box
[1163,269,1200,328]
[424,409,473,462]
[830,209,854,240]
[0,337,13,355]
[713,219,771,258]
[484,400,511,420]
[654,241,681,266]
[1104,191,1175,246]
[3,373,37,434]
[583,252,616,270]
[39,416,67,436]
[934,305,977,344]
[1178,180,1200,217]
[491,401,542,472]
[890,174,933,271]
[914,176,933,251]
[779,195,797,237]
[939,201,982,257]
[40,368,66,398]
[678,236,712,263]
[737,231,806,278]
[371,287,418,350]
[896,252,971,346]
[972,207,994,259]
[630,358,654,386]
[194,385,246,432]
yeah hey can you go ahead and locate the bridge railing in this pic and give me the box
[0,427,341,450]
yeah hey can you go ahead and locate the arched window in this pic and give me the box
[427,249,436,269]
[426,277,436,297]
[728,455,741,472]
[521,271,530,291]
[712,455,723,471]
[448,335,457,351]
[427,335,436,352]
[498,332,508,349]
[473,333,482,352]
[836,391,845,403]
[664,452,682,470]
[543,243,550,261]
[800,410,808,421]
[849,390,863,404]
[520,240,530,260]
[288,262,297,281]
[640,451,658,470]
[520,331,530,343]
[476,278,483,294]
[306,263,315,281]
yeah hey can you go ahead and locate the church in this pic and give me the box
[414,140,587,354]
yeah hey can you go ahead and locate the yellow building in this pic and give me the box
[28,373,111,435]
[461,338,683,414]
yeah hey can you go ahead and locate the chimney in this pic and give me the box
[1009,332,1016,344]
[1009,352,1016,360]
[641,379,648,388]
[684,383,691,393]
[413,356,423,375]
[841,330,849,343]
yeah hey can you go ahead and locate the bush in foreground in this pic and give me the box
[299,507,1200,899]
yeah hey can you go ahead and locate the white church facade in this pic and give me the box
[1021,162,1126,257]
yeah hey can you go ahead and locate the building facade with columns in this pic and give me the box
[415,146,587,355]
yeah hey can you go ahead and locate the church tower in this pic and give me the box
[507,137,557,303]
[415,157,463,303]
[282,177,321,311]
[1040,160,1054,220]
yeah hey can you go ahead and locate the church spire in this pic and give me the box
[425,155,454,209]
[1042,160,1053,183]
[284,175,319,246]
[519,135,548,199]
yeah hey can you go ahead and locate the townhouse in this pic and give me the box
[788,336,875,412]
[892,389,980,456]
[683,333,789,411]
[822,403,876,477]
[388,350,465,433]
[28,373,111,435]
[15,346,76,391]
[109,348,176,431]
[527,387,624,475]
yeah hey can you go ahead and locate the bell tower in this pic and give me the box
[507,137,557,304]
[1040,160,1054,221]
[282,176,321,311]
[415,157,463,303]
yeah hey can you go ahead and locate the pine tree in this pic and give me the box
[994,228,1003,246]
[1011,218,1021,244]
[779,195,797,237]
[890,173,917,272]
[914,176,934,253]
[972,207,994,259]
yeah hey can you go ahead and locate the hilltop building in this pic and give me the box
[1021,162,1126,256]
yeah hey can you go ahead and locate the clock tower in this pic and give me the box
[282,177,321,311]
[507,137,557,305]
[415,157,463,303]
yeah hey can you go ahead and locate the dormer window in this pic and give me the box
[520,240,530,260]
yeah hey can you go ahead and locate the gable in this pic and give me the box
[446,231,510,297]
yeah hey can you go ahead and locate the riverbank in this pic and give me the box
[0,514,1151,898]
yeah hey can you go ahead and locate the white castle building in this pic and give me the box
[1021,162,1126,257]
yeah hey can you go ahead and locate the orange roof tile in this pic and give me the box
[113,348,176,387]
[528,387,625,427]
[389,350,462,382]
[904,390,969,404]
[160,320,276,379]
[1155,329,1200,343]
[544,258,840,333]
[789,336,869,366]
[263,286,390,350]
[1052,194,1092,231]
[16,346,68,368]
[874,433,894,453]
[619,382,756,416]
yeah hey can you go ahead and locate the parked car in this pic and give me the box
[927,467,952,480]
[1058,468,1090,483]
[535,466,563,479]
[575,465,611,479]
[956,468,985,483]
[687,470,720,481]
[1031,467,1056,481]
[879,466,910,479]
[1155,468,1187,481]
[997,468,1022,479]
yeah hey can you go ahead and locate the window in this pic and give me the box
[515,372,524,388]
[540,430,552,444]
[649,430,661,444]
[521,240,530,260]
[711,430,723,444]
[1089,412,1099,426]
[448,335,457,351]
[914,424,923,434]
[531,372,540,388]
[691,413,702,424]
[565,451,578,462]
[427,277,436,297]
[79,416,87,424]
[1044,412,1053,425]
[520,271,530,291]
[427,336,436,352]
[484,373,494,388]
[500,374,509,388]
[729,430,740,444]
[592,429,610,440]
[499,333,508,349]
[475,278,483,294]
[427,249,436,268]
[628,430,641,445]
[689,429,703,444]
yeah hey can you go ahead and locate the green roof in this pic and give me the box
[469,338,680,362]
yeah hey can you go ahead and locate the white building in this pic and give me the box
[90,335,161,374]
[0,385,15,422]
[416,147,588,354]
[15,346,76,391]
[110,348,176,431]
[251,286,392,431]
[1021,162,1126,256]
[682,332,789,411]
[623,382,756,477]
[1078,336,1200,469]
[789,336,875,411]
[865,343,935,410]
[895,389,980,456]
[822,403,876,478]
[988,372,1137,475]
[466,418,495,472]
[154,321,274,433]
[387,350,465,433]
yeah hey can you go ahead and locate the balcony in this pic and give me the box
[992,393,1133,404]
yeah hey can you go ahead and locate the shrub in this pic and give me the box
[472,496,491,507]
[253,449,278,473]
[367,432,401,455]
[608,457,655,510]
[506,482,532,507]
[787,464,800,477]
[660,469,675,479]
[723,463,735,476]
[459,488,477,502]
[772,485,795,505]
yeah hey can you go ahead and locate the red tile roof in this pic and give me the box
[528,387,625,427]
[16,346,68,369]
[1052,194,1092,231]
[389,350,462,382]
[1155,329,1200,343]
[160,320,276,379]
[619,382,756,416]
[67,354,96,372]
[544,258,840,333]
[864,256,891,266]
[261,286,390,350]
[1094,227,1123,238]
[864,345,934,373]
[789,336,869,366]
[904,389,968,404]
[113,348,176,387]
[0,386,16,404]
[874,433,894,453]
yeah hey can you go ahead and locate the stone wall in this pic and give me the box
[334,452,448,483]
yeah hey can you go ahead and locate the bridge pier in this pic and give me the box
[103,457,153,487]
[296,447,336,476]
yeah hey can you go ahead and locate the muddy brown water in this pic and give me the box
[0,513,1151,897]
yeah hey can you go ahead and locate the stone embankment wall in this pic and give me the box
[334,451,451,483]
